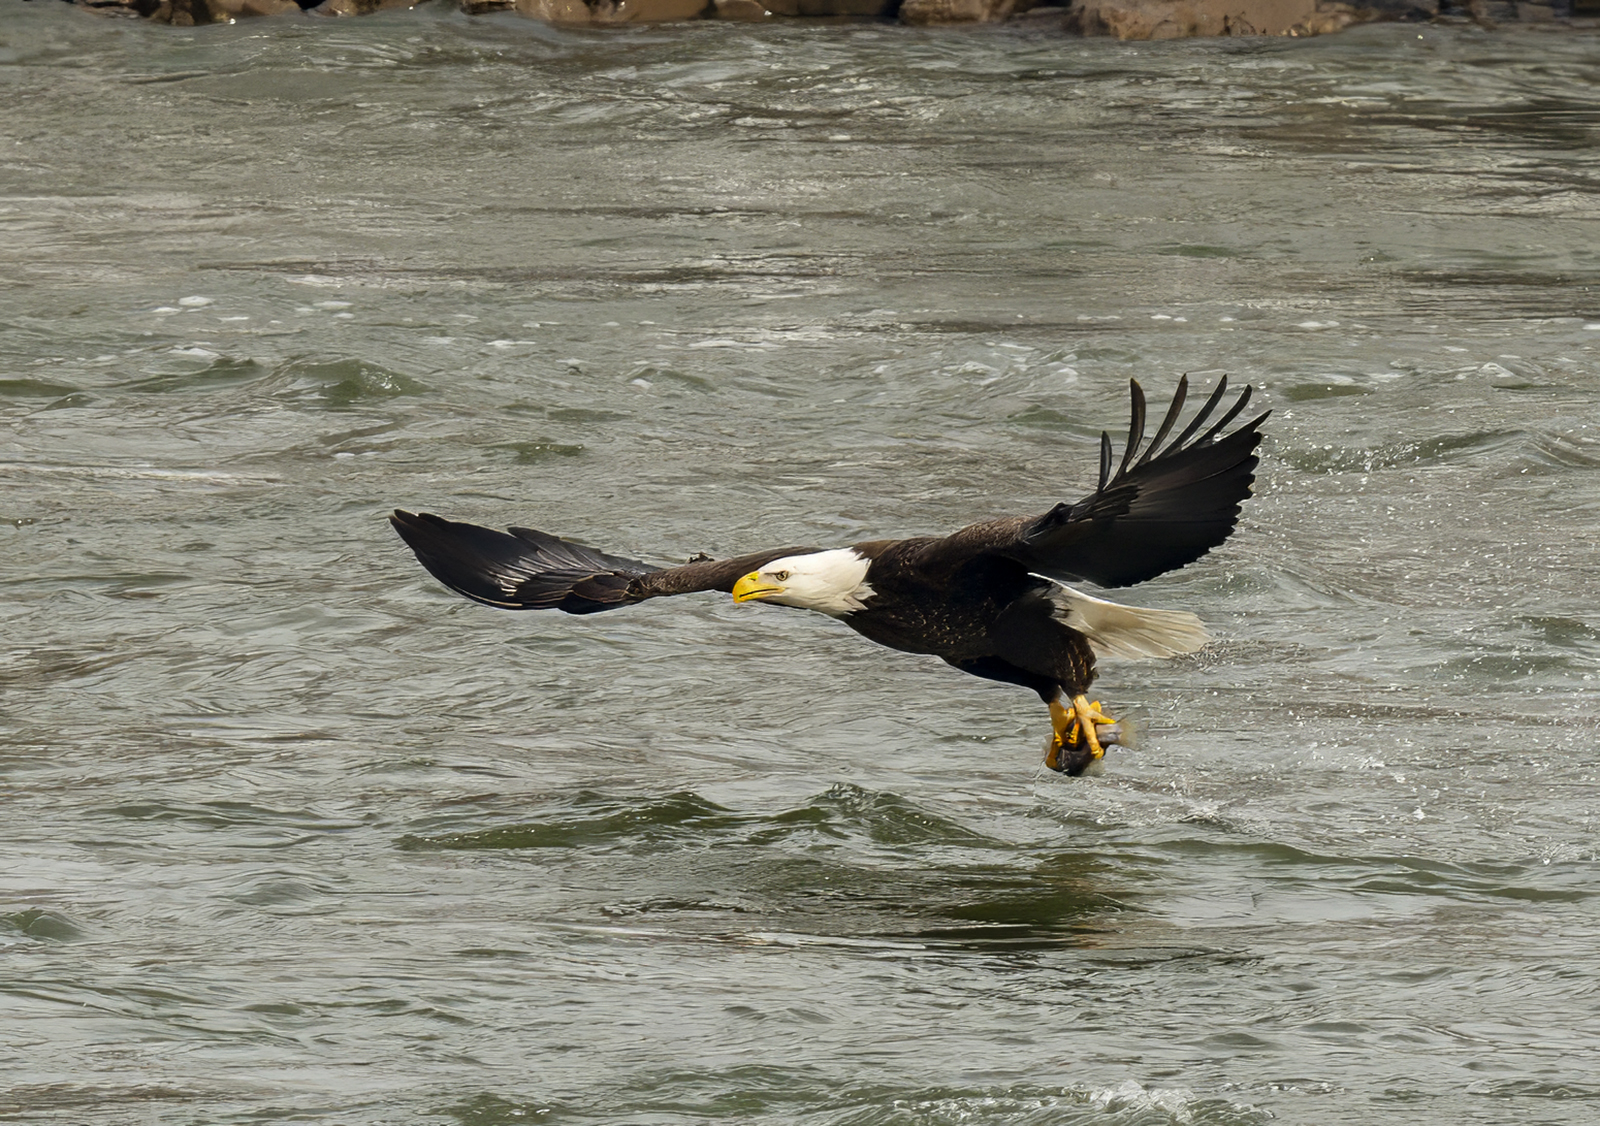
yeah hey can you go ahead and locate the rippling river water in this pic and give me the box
[3,8,1599,1124]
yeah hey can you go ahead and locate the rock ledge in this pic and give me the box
[65,0,1595,32]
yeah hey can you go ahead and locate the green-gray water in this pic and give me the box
[3,8,1598,1124]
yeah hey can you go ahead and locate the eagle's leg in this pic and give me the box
[1045,695,1118,774]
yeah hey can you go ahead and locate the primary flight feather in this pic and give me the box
[392,377,1268,774]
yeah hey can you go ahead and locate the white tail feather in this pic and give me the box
[1049,585,1209,660]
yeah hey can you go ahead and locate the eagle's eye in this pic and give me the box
[773,570,791,582]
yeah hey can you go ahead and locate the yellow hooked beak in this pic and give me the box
[732,571,785,604]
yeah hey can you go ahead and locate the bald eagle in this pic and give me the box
[392,377,1267,775]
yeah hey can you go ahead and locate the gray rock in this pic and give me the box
[760,0,898,15]
[900,0,1017,23]
[48,0,1499,32]
[1063,0,1412,35]
[713,0,772,18]
[317,0,420,15]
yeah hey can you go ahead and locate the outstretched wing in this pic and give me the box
[915,377,1269,588]
[390,510,812,615]
[390,510,654,614]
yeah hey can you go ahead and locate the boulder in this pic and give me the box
[510,0,593,17]
[316,0,418,14]
[211,0,303,13]
[54,0,1451,29]
[467,0,706,19]
[67,0,165,15]
[1304,1,1361,29]
[587,0,713,21]
[760,0,898,14]
[143,0,301,20]
[713,0,771,18]
[900,0,1016,22]
[1067,0,1324,35]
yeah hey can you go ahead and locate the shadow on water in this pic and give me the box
[434,1075,1277,1126]
[395,778,1600,956]
[398,783,1123,954]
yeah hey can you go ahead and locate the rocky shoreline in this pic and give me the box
[64,0,1596,34]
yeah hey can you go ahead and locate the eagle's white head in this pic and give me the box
[731,548,874,618]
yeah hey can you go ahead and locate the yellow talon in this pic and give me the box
[1045,695,1118,774]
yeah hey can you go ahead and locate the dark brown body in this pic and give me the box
[847,539,1096,702]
